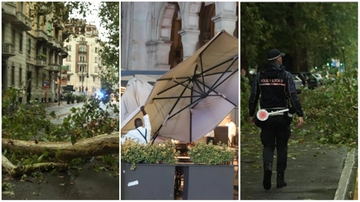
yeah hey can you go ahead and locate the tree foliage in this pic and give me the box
[241,2,358,72]
[300,69,358,147]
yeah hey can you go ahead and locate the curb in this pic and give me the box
[334,148,358,200]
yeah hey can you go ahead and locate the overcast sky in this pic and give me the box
[68,2,108,41]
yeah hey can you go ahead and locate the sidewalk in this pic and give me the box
[2,163,119,200]
[240,127,357,200]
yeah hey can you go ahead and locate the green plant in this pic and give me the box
[121,139,179,170]
[36,54,47,61]
[188,141,234,165]
[76,94,86,102]
[300,68,358,147]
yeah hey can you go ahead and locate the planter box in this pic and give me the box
[121,163,175,200]
[183,164,235,200]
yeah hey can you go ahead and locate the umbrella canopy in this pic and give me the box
[121,76,153,122]
[121,74,157,87]
[121,30,238,143]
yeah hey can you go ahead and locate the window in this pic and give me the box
[2,23,4,42]
[20,2,24,12]
[95,57,97,63]
[79,66,86,72]
[11,66,15,85]
[68,64,71,71]
[79,76,85,82]
[12,29,15,44]
[19,68,22,85]
[67,55,71,61]
[67,45,71,51]
[80,55,85,62]
[79,45,86,52]
[93,77,96,82]
[27,39,31,55]
[67,75,70,81]
[95,47,98,53]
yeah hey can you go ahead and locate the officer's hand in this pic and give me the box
[297,117,304,128]
[140,106,145,111]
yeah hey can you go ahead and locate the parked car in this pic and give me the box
[292,72,307,88]
[301,72,320,89]
[292,75,303,94]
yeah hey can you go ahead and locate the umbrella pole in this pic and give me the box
[151,81,191,144]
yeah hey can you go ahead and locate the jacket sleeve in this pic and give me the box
[143,114,151,143]
[286,72,304,117]
[248,73,260,117]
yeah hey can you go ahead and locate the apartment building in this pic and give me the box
[2,2,68,104]
[62,22,102,95]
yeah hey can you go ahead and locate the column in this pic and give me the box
[178,29,200,60]
[212,2,237,35]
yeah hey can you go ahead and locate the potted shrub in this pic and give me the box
[121,140,179,200]
[183,141,235,200]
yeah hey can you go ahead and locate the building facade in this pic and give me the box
[2,2,67,104]
[121,2,238,72]
[62,22,102,95]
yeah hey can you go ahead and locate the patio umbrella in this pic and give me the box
[121,76,153,122]
[121,30,238,143]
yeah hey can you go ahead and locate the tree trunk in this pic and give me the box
[2,133,119,161]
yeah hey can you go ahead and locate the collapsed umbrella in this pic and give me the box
[121,30,238,143]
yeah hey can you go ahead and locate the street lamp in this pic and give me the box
[82,66,84,93]
[341,46,345,71]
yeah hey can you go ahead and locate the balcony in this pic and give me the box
[35,30,49,42]
[47,63,61,72]
[78,48,87,53]
[77,61,87,66]
[2,43,16,58]
[90,72,99,77]
[47,36,54,47]
[12,12,32,31]
[79,40,87,45]
[35,59,46,67]
[52,38,62,50]
[2,3,17,22]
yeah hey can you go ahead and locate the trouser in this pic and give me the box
[258,115,291,172]
[261,127,290,172]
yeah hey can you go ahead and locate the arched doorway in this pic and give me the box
[169,3,182,69]
[198,2,215,48]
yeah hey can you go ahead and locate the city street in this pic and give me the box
[45,102,84,124]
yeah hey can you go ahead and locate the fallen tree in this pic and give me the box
[2,133,119,177]
[2,133,119,161]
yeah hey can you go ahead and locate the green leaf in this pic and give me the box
[70,135,77,145]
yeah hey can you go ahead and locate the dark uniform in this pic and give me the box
[249,49,304,190]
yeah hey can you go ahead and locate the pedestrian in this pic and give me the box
[248,48,304,190]
[121,106,151,145]
[225,115,237,147]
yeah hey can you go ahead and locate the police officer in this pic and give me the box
[248,49,304,190]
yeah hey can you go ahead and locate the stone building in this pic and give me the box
[62,22,102,95]
[121,2,238,73]
[2,2,67,103]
